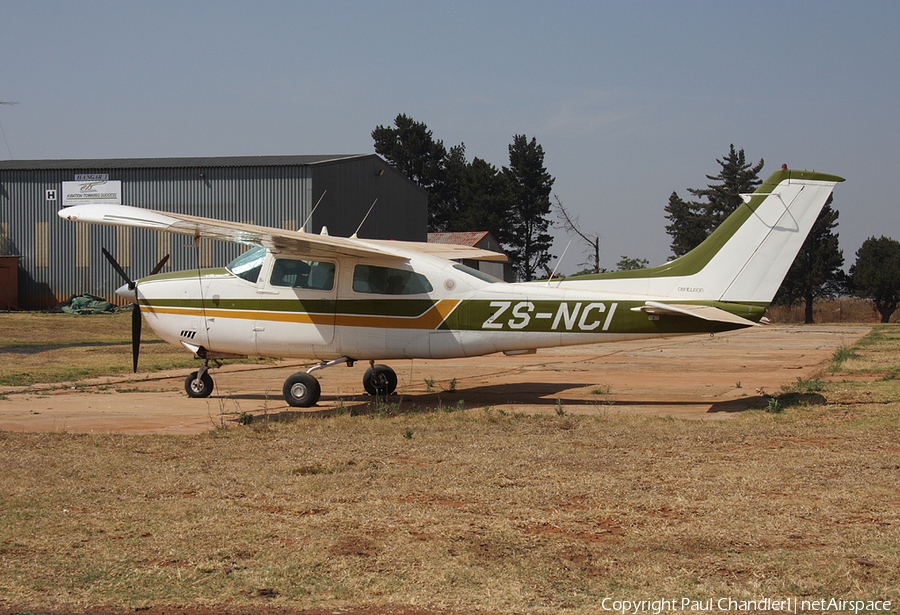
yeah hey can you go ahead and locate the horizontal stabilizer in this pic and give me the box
[631,301,760,327]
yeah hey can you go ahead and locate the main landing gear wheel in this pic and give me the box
[283,372,321,407]
[363,364,398,396]
[185,371,214,398]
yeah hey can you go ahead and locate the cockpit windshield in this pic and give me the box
[226,246,266,283]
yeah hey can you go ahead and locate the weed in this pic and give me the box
[208,412,229,431]
[555,398,565,416]
[237,412,254,426]
[442,378,458,393]
[334,398,351,416]
[403,429,413,439]
[590,384,614,407]
[784,376,825,394]
[735,381,742,389]
[424,377,435,392]
[765,398,783,413]
[373,397,402,418]
[830,344,860,370]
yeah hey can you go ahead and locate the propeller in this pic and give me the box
[101,248,170,372]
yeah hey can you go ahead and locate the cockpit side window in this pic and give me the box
[353,265,433,295]
[226,246,266,283]
[270,258,335,291]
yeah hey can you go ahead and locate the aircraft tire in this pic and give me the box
[283,372,321,407]
[185,371,214,398]
[363,364,397,396]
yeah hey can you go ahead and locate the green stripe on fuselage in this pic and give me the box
[445,299,766,335]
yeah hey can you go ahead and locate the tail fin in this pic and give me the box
[564,168,844,305]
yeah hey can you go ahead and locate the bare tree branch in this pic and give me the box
[553,195,601,273]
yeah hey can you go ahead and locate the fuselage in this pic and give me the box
[131,245,762,362]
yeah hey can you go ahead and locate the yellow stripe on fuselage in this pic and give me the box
[143,299,460,330]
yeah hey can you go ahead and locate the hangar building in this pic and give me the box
[0,155,426,309]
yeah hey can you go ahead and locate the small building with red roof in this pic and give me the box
[427,231,513,282]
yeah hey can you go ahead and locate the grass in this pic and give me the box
[0,312,268,387]
[1,403,898,613]
[1,315,899,613]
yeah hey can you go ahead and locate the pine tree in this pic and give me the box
[665,145,764,257]
[773,197,846,323]
[371,113,446,190]
[504,135,555,281]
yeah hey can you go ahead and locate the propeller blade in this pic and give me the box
[149,254,170,276]
[101,247,136,290]
[131,303,142,373]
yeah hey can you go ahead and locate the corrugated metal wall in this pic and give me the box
[0,157,424,308]
[0,164,312,307]
[312,156,428,241]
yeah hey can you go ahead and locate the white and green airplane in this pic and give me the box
[58,167,843,407]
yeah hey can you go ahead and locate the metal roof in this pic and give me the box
[427,231,492,247]
[0,154,371,170]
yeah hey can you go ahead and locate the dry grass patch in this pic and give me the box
[1,402,898,614]
[0,312,266,387]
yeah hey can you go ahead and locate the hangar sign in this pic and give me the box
[62,180,122,206]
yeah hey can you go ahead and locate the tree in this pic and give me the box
[554,195,600,273]
[371,117,556,274]
[372,113,447,190]
[372,114,450,231]
[665,145,764,257]
[504,135,555,281]
[455,157,513,246]
[773,197,846,323]
[850,236,900,323]
[616,256,649,271]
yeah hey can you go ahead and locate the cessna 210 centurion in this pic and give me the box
[58,167,843,407]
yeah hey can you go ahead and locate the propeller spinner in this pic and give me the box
[101,248,169,372]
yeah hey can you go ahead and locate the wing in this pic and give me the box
[362,239,508,262]
[631,301,760,327]
[57,203,501,262]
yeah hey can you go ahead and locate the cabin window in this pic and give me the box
[226,246,266,283]
[353,265,433,295]
[270,258,336,291]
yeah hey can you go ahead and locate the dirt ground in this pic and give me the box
[0,325,870,435]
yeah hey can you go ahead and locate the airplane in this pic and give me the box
[57,167,843,408]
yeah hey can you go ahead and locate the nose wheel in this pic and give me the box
[185,369,214,398]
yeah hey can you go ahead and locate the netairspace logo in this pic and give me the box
[599,597,893,614]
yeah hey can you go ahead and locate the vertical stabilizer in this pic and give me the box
[557,169,844,305]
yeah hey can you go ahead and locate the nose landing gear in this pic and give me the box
[185,359,215,398]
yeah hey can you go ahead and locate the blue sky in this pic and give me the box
[3,0,898,271]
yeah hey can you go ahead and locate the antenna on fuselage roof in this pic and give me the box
[298,190,327,233]
[350,198,378,239]
[546,240,571,286]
